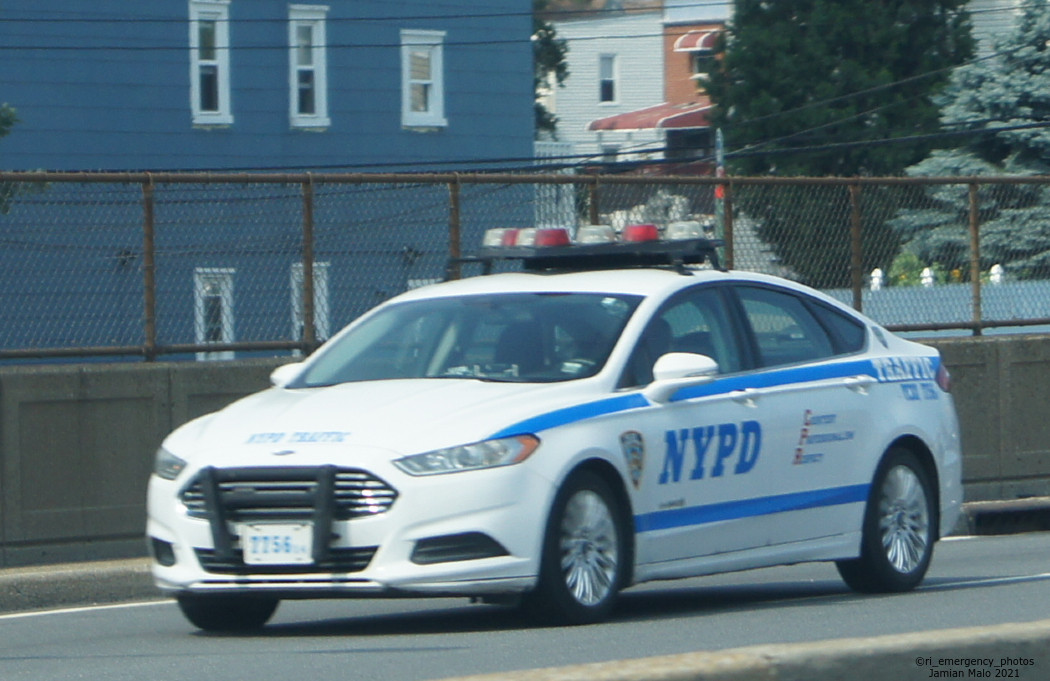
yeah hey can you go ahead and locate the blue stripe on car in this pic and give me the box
[488,393,651,440]
[489,358,889,438]
[634,483,870,533]
[666,358,878,402]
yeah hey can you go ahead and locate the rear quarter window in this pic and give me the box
[809,302,867,354]
[736,286,835,367]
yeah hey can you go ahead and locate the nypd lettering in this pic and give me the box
[871,356,936,383]
[245,431,351,445]
[659,420,761,484]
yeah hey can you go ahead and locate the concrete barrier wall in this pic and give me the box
[0,359,283,567]
[0,335,1047,568]
[930,336,1050,502]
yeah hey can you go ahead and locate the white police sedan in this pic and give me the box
[147,229,962,631]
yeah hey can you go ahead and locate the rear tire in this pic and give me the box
[836,448,936,593]
[176,593,279,632]
[524,470,628,625]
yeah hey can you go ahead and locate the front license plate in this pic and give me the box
[240,523,314,565]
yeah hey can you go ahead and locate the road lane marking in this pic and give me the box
[0,599,170,621]
[923,572,1050,591]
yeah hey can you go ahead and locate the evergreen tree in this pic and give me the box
[708,0,973,175]
[893,2,1050,280]
[705,0,973,287]
[0,104,14,138]
[534,0,569,139]
[0,104,19,213]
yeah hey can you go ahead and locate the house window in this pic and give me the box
[291,261,330,351]
[666,129,714,160]
[194,268,235,360]
[599,54,617,103]
[289,5,330,128]
[189,0,232,125]
[401,29,447,128]
[691,51,718,86]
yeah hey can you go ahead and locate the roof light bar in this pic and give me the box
[460,226,724,277]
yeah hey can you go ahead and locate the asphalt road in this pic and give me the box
[0,532,1048,681]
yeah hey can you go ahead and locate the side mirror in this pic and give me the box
[643,352,719,403]
[270,362,304,388]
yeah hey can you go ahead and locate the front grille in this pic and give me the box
[180,466,396,575]
[180,466,398,522]
[195,546,378,574]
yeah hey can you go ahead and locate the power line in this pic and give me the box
[39,114,1047,175]
[699,2,1050,155]
[0,1,734,24]
[5,0,1018,52]
[727,121,1050,162]
[712,18,1047,157]
[5,0,1030,25]
[1,1,1037,174]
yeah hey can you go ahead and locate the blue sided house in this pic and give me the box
[0,1,536,360]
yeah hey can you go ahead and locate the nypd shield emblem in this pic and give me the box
[620,431,645,489]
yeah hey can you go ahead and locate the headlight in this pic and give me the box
[393,435,539,476]
[154,447,188,480]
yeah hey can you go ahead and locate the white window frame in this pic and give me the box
[194,268,235,361]
[189,0,233,125]
[289,5,331,128]
[599,54,617,104]
[400,29,447,128]
[290,261,330,351]
[690,51,717,84]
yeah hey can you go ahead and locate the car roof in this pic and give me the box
[394,268,720,301]
[391,267,854,313]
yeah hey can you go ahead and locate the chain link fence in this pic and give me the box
[1,171,1048,361]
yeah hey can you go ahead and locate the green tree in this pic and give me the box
[705,0,973,287]
[533,0,569,139]
[893,3,1050,280]
[0,103,19,213]
[0,103,14,137]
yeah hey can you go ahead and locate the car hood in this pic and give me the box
[166,378,604,462]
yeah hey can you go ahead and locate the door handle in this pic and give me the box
[731,388,759,407]
[844,375,876,394]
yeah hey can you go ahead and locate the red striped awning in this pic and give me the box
[673,30,720,52]
[587,101,713,132]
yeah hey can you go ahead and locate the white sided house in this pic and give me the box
[550,1,730,165]
[550,10,665,163]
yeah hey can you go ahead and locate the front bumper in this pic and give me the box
[147,461,554,598]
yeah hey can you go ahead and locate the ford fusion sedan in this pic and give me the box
[147,231,961,631]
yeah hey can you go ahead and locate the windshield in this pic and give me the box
[296,292,642,386]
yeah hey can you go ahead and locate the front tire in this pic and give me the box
[524,470,628,625]
[176,593,279,632]
[836,448,936,593]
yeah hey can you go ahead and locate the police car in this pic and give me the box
[147,224,962,631]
